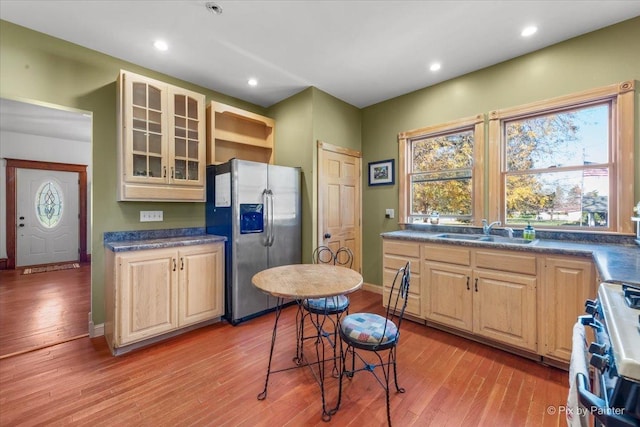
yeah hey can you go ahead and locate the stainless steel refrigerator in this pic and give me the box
[206,159,301,325]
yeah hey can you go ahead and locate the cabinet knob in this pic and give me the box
[474,278,478,292]
[324,233,331,239]
[173,259,176,271]
[466,276,470,291]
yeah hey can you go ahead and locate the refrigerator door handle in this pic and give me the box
[262,189,270,247]
[267,189,275,247]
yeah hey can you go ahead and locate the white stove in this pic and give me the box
[598,283,640,382]
[572,282,640,426]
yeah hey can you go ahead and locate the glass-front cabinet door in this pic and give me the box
[123,74,167,184]
[169,89,205,187]
[117,70,205,201]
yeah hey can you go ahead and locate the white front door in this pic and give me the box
[16,168,79,267]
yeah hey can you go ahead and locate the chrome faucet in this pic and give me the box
[482,219,501,235]
[504,227,514,238]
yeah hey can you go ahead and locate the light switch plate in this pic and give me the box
[140,210,163,222]
[385,209,395,219]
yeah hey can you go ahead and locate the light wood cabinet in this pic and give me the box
[178,244,225,327]
[424,261,472,331]
[473,269,537,351]
[116,248,177,345]
[382,240,422,317]
[117,70,206,201]
[105,242,224,354]
[539,256,595,363]
[422,244,537,352]
[383,237,599,364]
[206,101,275,165]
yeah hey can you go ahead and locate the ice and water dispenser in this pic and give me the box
[240,204,264,234]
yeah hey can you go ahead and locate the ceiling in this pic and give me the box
[1,1,639,109]
[0,98,92,143]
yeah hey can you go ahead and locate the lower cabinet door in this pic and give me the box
[118,248,178,346]
[473,269,537,351]
[424,262,473,332]
[178,243,224,326]
[541,256,595,362]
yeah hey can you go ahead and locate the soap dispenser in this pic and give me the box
[523,222,536,241]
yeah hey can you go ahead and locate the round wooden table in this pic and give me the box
[252,263,363,299]
[252,263,363,421]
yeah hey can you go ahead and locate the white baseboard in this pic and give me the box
[88,311,104,337]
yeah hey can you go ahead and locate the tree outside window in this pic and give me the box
[410,129,474,224]
[398,114,484,225]
[504,103,610,228]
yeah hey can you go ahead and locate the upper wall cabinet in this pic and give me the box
[117,70,206,201]
[207,101,275,165]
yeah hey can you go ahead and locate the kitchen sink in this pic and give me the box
[434,233,487,241]
[481,236,538,245]
[434,233,538,245]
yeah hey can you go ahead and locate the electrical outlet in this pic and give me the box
[385,209,395,219]
[140,210,163,222]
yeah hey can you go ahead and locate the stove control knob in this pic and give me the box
[588,342,607,355]
[590,354,610,371]
[585,300,598,315]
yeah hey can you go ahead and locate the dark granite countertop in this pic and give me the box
[381,230,640,286]
[104,228,226,252]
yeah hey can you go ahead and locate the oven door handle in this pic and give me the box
[577,373,638,427]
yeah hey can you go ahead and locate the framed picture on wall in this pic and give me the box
[368,159,395,186]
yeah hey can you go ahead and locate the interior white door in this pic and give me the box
[16,168,79,267]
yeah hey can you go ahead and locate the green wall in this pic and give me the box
[0,21,270,324]
[361,17,640,286]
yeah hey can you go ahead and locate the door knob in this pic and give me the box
[324,233,331,239]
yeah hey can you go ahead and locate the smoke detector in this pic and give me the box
[205,2,223,15]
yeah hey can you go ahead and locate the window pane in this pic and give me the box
[132,83,146,107]
[174,94,186,117]
[412,130,473,172]
[411,178,472,217]
[505,169,609,227]
[506,104,609,171]
[35,181,63,228]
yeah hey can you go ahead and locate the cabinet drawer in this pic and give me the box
[383,288,421,318]
[384,255,420,276]
[423,244,471,266]
[383,240,420,258]
[475,250,536,275]
[383,268,420,295]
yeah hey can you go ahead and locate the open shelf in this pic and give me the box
[207,101,275,164]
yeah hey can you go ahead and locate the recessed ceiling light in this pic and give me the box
[248,78,258,87]
[521,26,538,37]
[429,63,441,72]
[205,2,223,15]
[153,40,168,51]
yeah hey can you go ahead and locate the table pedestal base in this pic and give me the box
[257,297,342,422]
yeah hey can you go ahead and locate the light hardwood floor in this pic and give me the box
[0,263,91,358]
[0,272,570,426]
